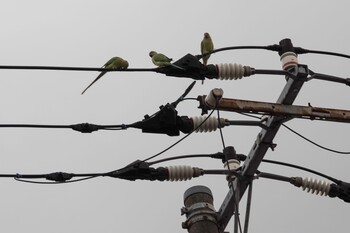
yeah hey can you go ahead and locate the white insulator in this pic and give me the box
[205,88,223,108]
[280,52,298,70]
[301,177,331,196]
[167,165,193,181]
[217,63,245,80]
[191,115,226,133]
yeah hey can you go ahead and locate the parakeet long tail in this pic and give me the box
[81,71,107,95]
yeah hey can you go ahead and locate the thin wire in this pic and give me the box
[261,159,340,184]
[282,124,350,154]
[237,112,350,155]
[218,117,242,233]
[237,112,261,120]
[217,109,226,149]
[213,97,242,233]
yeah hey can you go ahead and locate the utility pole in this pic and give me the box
[180,38,308,232]
[216,38,308,232]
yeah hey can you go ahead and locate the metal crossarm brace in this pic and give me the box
[217,39,308,232]
[200,97,350,123]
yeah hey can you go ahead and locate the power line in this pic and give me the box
[296,48,350,59]
[261,158,340,184]
[281,124,350,155]
[0,65,155,72]
[237,112,350,155]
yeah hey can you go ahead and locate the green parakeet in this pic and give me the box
[201,32,214,65]
[149,51,173,67]
[149,51,184,70]
[81,56,128,94]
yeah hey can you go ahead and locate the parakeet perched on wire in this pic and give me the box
[149,51,173,67]
[149,51,184,70]
[81,56,128,94]
[201,32,214,65]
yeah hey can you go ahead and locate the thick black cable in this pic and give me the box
[0,124,71,129]
[254,69,296,78]
[256,171,291,183]
[148,154,218,166]
[301,49,350,59]
[0,65,156,72]
[202,170,242,178]
[0,123,129,132]
[196,46,270,59]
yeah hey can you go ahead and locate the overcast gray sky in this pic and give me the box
[1,1,349,232]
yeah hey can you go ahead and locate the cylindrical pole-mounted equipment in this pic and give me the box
[181,186,219,233]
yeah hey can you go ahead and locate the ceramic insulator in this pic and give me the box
[191,116,226,133]
[280,51,298,70]
[217,63,253,80]
[167,165,195,181]
[301,177,331,196]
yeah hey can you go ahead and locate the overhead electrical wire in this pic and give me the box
[14,176,100,184]
[236,112,350,155]
[196,44,350,61]
[0,123,128,133]
[261,158,340,184]
[281,124,350,155]
[0,65,155,72]
[0,143,344,187]
[295,48,350,59]
[196,45,272,59]
[215,104,243,233]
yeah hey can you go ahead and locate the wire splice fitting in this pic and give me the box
[71,123,101,133]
